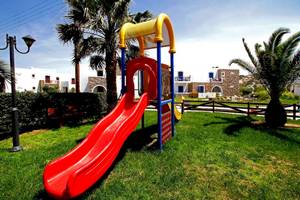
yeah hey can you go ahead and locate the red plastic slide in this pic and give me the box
[43,57,157,199]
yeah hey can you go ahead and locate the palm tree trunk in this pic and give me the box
[265,94,287,128]
[0,76,5,93]
[75,62,80,93]
[105,50,118,112]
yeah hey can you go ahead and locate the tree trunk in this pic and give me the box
[0,76,5,93]
[265,97,287,128]
[105,50,118,113]
[75,62,80,93]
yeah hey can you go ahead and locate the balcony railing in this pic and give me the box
[40,80,60,85]
[175,76,191,81]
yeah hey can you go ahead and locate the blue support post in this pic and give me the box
[157,42,163,150]
[121,48,126,95]
[170,52,175,137]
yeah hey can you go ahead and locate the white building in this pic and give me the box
[174,71,191,95]
[5,67,75,93]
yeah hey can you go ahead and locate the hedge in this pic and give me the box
[0,92,107,139]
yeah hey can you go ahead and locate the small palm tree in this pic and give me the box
[57,0,90,93]
[0,59,10,93]
[86,0,152,111]
[230,28,300,128]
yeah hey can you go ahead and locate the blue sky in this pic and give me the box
[1,0,300,85]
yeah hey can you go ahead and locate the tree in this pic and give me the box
[86,0,152,111]
[0,59,10,93]
[57,0,90,93]
[230,28,300,128]
[42,85,60,93]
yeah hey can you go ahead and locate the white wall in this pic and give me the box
[5,66,139,96]
[175,83,189,94]
[6,67,75,93]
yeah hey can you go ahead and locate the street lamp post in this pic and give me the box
[0,34,35,152]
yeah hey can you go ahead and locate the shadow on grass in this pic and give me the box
[33,124,158,200]
[204,116,300,145]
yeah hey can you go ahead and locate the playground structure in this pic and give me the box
[120,13,179,149]
[43,13,180,199]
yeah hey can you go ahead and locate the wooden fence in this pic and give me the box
[175,100,300,120]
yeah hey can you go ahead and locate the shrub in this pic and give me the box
[240,86,253,96]
[281,91,299,100]
[254,87,269,100]
[42,85,59,93]
[0,92,106,138]
[46,93,107,121]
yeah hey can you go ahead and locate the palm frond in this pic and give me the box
[229,58,256,74]
[66,0,90,24]
[280,31,300,60]
[90,55,105,70]
[112,0,130,21]
[242,38,259,68]
[57,23,82,44]
[131,11,153,23]
[254,43,262,57]
[268,27,290,52]
[263,41,269,51]
[0,60,11,82]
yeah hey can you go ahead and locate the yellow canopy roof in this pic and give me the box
[119,13,176,53]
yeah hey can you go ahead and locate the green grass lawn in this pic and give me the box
[0,112,300,199]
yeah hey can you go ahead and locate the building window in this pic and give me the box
[71,78,75,84]
[198,85,205,93]
[45,75,50,83]
[97,70,104,77]
[178,86,184,93]
[178,71,183,81]
[32,74,35,78]
[212,86,222,93]
[56,77,59,81]
[221,72,225,78]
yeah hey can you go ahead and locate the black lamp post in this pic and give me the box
[0,34,35,152]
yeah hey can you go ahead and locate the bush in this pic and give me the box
[42,85,59,93]
[281,91,300,100]
[0,92,106,138]
[254,87,269,100]
[0,92,47,136]
[46,93,107,122]
[240,86,253,96]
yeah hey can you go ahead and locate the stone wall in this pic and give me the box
[88,77,106,92]
[217,69,239,96]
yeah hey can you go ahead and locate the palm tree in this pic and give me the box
[86,0,152,111]
[230,28,300,128]
[0,59,10,93]
[57,0,90,93]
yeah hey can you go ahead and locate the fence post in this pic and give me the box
[212,100,215,113]
[181,100,184,114]
[293,104,296,120]
[247,102,250,116]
